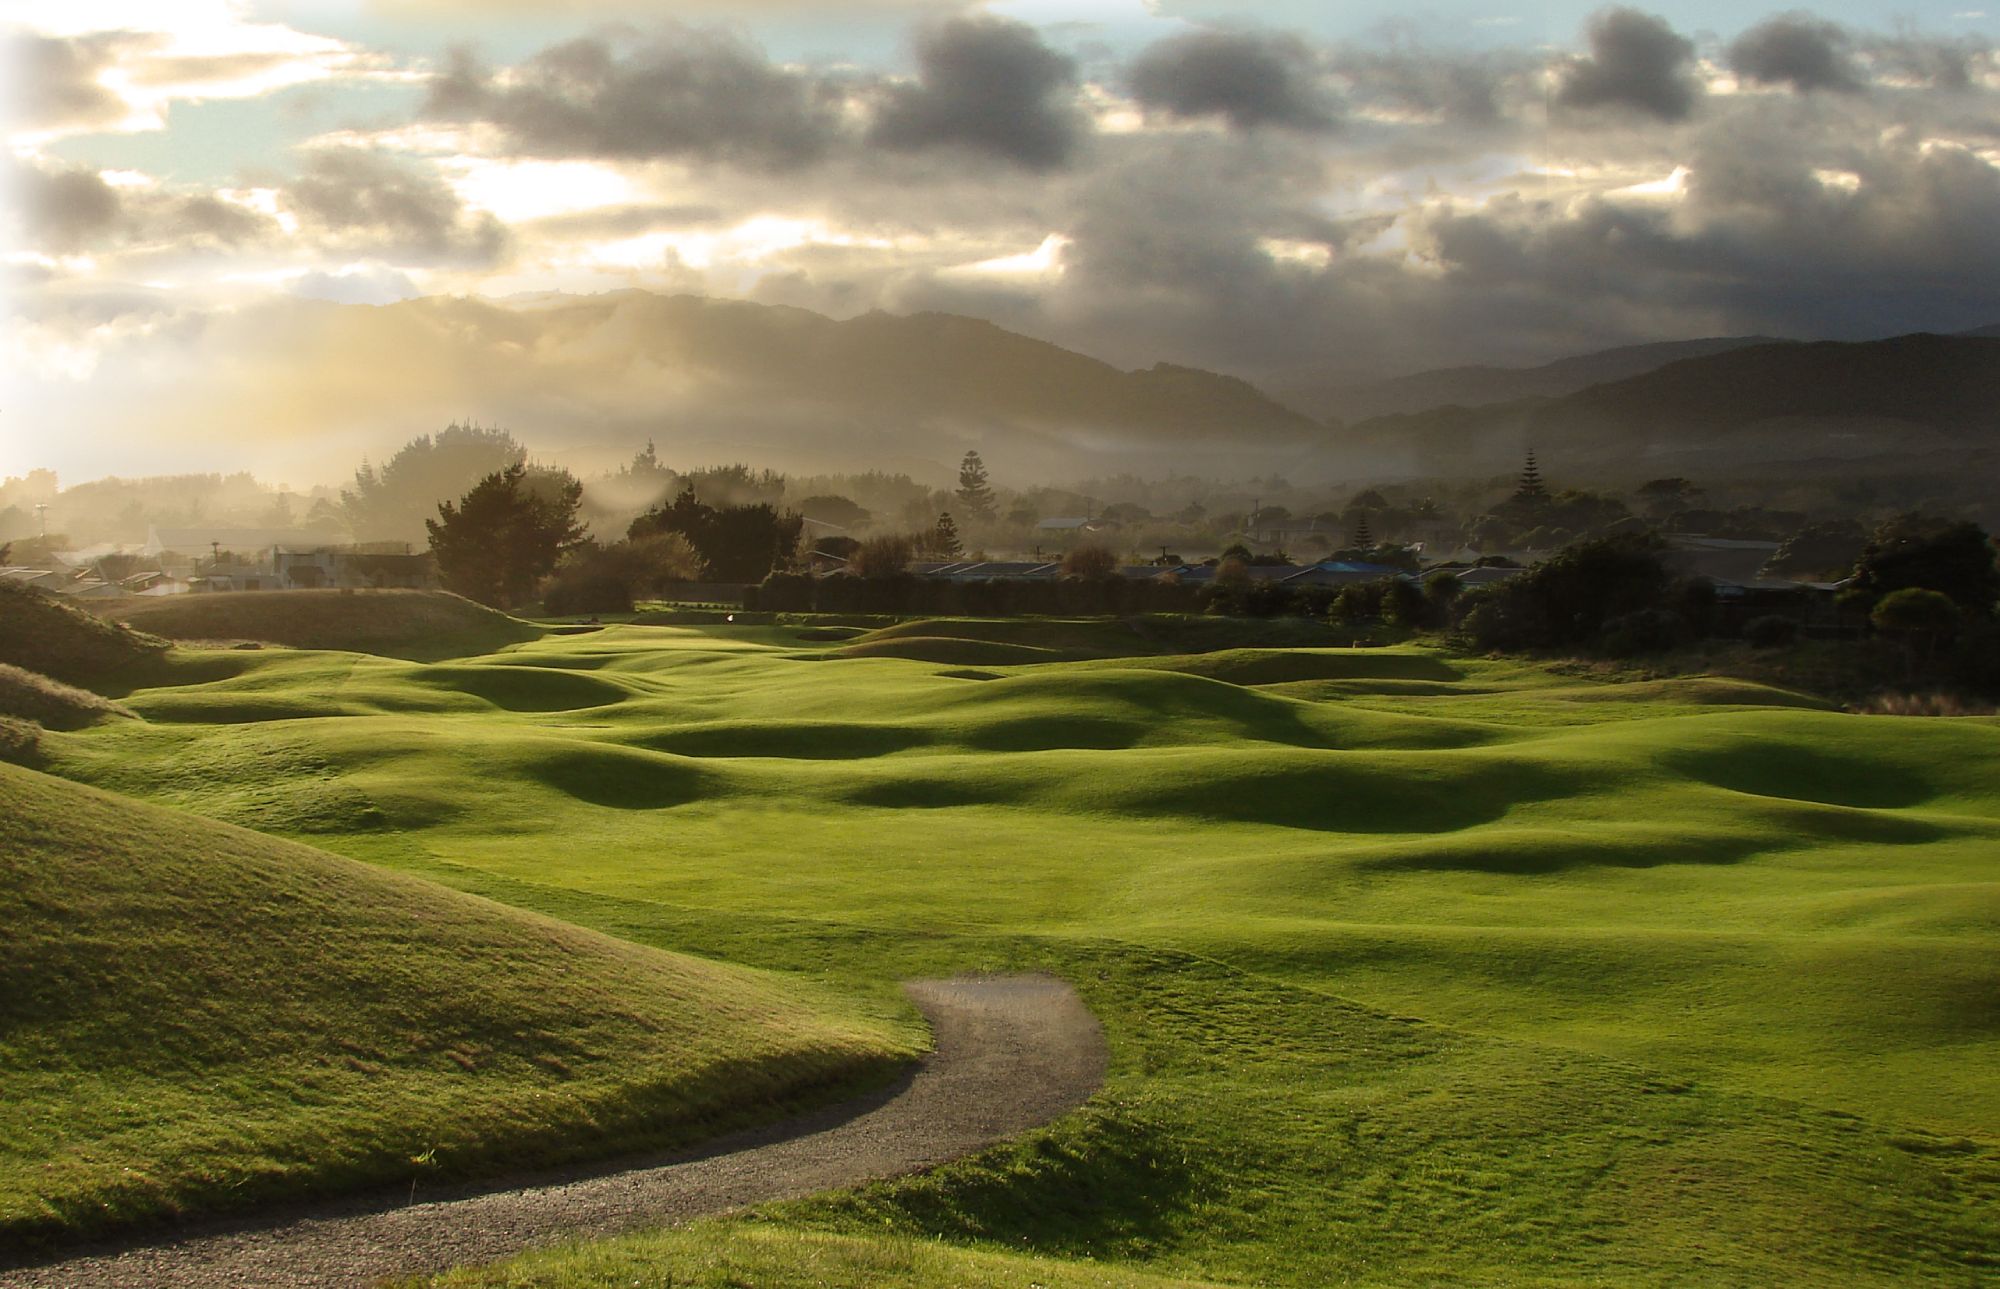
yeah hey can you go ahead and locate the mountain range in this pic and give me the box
[91,287,1999,487]
[1326,331,2000,481]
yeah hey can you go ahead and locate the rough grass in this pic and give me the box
[413,1223,1224,1288]
[106,589,541,661]
[0,582,167,685]
[0,663,135,730]
[31,620,2000,1285]
[0,761,917,1246]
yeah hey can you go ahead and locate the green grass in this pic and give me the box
[26,618,2000,1284]
[0,760,917,1246]
[106,589,541,661]
[412,1222,1226,1288]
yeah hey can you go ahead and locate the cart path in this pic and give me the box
[0,974,1106,1289]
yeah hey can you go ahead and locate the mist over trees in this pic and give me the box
[346,423,526,544]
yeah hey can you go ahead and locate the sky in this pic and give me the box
[4,0,1999,483]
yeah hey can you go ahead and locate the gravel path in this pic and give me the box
[0,974,1106,1289]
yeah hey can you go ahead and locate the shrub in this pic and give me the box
[1598,608,1689,657]
[850,535,915,578]
[1743,615,1800,648]
[1458,534,1672,651]
[1061,545,1119,578]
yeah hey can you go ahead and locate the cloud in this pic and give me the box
[1332,44,1531,127]
[1728,14,1866,94]
[284,149,508,265]
[4,32,153,138]
[425,28,843,169]
[1864,33,1991,90]
[8,158,272,254]
[1555,7,1699,121]
[291,263,421,305]
[868,16,1083,170]
[1127,29,1337,131]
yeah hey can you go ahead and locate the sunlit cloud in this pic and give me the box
[950,232,1069,277]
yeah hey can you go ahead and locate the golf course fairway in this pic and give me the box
[11,607,1998,1286]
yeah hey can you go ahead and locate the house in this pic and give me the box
[1279,560,1406,587]
[59,579,132,601]
[1036,517,1116,536]
[274,547,435,590]
[143,526,335,565]
[1443,565,1525,588]
[0,566,72,591]
[1665,535,1784,584]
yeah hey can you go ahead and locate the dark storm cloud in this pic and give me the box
[1331,45,1532,127]
[284,149,507,265]
[1555,8,1700,121]
[1865,34,1991,92]
[1411,125,2000,344]
[1728,14,1866,94]
[10,159,271,254]
[867,16,1083,170]
[425,27,844,169]
[6,31,151,135]
[1127,29,1337,131]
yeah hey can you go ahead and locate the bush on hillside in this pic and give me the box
[0,582,168,685]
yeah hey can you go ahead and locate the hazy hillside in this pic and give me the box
[73,291,1319,483]
[1334,333,2000,479]
[1290,335,1784,423]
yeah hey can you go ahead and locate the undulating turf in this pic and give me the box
[0,760,916,1246]
[27,616,2000,1285]
[104,589,540,661]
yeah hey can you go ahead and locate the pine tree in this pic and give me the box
[931,511,964,559]
[1515,451,1549,504]
[955,451,996,521]
[426,463,584,608]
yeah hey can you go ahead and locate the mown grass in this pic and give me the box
[27,616,2000,1284]
[0,761,917,1247]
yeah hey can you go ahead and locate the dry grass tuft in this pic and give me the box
[1854,691,1996,717]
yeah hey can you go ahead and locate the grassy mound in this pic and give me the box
[854,615,1343,660]
[417,1223,1224,1288]
[0,762,914,1245]
[107,590,540,660]
[0,663,135,730]
[833,636,1072,666]
[0,582,167,685]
